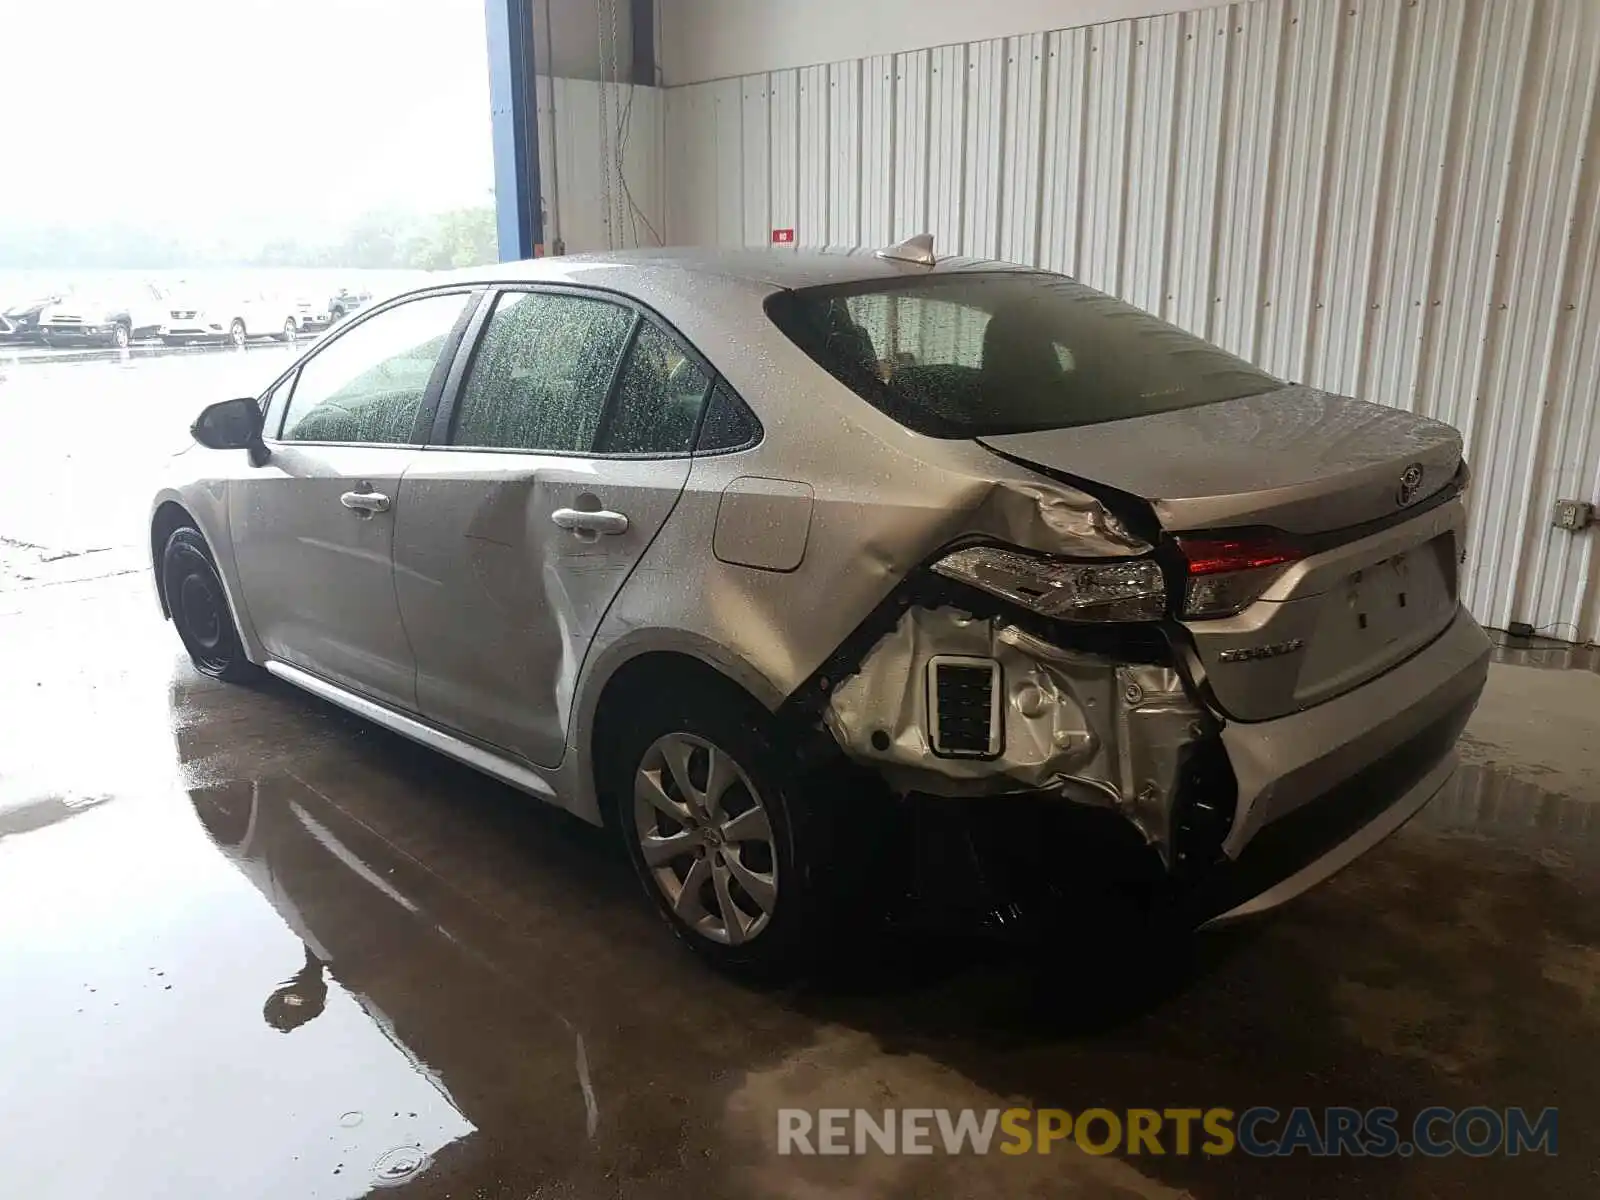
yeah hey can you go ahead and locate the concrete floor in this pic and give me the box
[3,352,1598,1198]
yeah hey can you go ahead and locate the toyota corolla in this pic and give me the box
[148,239,1490,976]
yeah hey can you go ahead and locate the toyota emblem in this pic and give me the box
[1397,463,1425,507]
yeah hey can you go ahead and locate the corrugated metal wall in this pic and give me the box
[662,0,1600,641]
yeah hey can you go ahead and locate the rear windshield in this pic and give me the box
[765,272,1278,437]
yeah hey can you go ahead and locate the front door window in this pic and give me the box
[279,293,468,445]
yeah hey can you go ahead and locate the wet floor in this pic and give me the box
[3,354,1599,1197]
[0,339,307,579]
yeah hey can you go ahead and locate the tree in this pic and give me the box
[401,207,497,270]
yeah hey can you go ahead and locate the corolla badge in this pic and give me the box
[1397,463,1426,507]
[1218,638,1306,664]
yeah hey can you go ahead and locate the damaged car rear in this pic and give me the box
[150,242,1490,979]
[765,256,1488,942]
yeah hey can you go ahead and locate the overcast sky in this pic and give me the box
[1,0,495,236]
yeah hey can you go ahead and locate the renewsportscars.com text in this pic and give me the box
[777,1106,1558,1158]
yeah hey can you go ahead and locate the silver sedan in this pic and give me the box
[149,239,1490,977]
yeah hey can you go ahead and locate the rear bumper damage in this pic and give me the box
[1194,605,1489,924]
[824,605,1212,869]
[818,601,1489,934]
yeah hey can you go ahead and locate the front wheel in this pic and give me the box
[279,317,297,342]
[613,688,853,980]
[161,526,261,683]
[111,323,131,349]
[229,319,247,348]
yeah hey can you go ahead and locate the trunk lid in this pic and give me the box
[980,386,1466,722]
[977,385,1462,535]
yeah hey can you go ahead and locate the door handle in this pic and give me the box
[340,489,391,514]
[551,507,629,536]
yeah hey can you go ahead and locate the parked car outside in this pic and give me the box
[164,290,304,347]
[148,240,1490,978]
[38,282,170,348]
[293,295,332,332]
[0,295,61,344]
[327,286,372,323]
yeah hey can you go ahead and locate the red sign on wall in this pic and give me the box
[771,228,796,244]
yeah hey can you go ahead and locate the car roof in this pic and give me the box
[440,245,1037,293]
[407,249,1047,428]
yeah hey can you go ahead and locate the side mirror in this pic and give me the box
[192,397,268,463]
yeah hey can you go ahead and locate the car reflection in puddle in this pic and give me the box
[181,774,472,1194]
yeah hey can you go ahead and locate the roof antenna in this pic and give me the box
[875,233,936,267]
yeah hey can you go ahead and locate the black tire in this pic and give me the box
[161,526,261,683]
[112,322,131,349]
[609,686,848,981]
[229,319,247,348]
[279,318,298,342]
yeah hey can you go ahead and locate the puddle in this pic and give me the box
[371,1146,429,1187]
[1412,759,1600,882]
[3,522,1599,1198]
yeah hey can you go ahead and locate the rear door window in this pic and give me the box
[596,321,711,455]
[694,383,761,452]
[766,273,1278,437]
[450,291,633,452]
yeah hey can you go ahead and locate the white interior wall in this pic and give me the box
[658,0,1228,85]
[533,0,635,82]
[536,76,665,253]
[661,0,1600,642]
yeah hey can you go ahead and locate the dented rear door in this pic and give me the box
[393,452,691,767]
[391,287,707,768]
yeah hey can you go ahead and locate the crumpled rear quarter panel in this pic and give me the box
[570,266,1153,813]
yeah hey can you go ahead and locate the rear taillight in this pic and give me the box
[1178,534,1304,619]
[933,546,1167,622]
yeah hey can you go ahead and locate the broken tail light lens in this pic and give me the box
[933,546,1167,622]
[1179,534,1304,618]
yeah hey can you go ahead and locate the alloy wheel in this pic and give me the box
[633,732,778,945]
[113,324,130,348]
[230,320,246,347]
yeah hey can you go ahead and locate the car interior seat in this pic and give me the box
[979,302,1068,422]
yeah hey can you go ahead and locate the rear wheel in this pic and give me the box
[612,688,846,980]
[111,322,130,349]
[279,317,298,342]
[161,526,260,683]
[229,319,247,348]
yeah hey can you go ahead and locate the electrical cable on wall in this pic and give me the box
[607,0,626,246]
[585,0,660,250]
[617,79,663,246]
[595,0,616,250]
[543,0,564,254]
